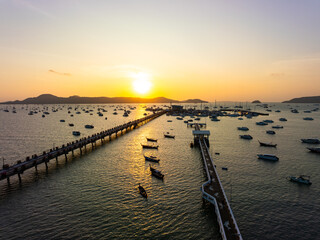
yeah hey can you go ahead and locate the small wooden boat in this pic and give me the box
[288,175,312,185]
[164,132,175,138]
[257,154,279,161]
[146,137,157,142]
[259,141,277,147]
[138,184,148,198]
[150,165,164,179]
[72,131,81,136]
[141,144,159,149]
[144,155,160,162]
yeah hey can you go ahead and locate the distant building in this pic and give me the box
[172,105,183,111]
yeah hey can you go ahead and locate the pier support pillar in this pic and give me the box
[45,161,48,171]
[91,142,94,149]
[80,147,82,155]
[55,156,58,162]
[72,149,74,157]
[18,173,22,183]
[35,164,38,172]
[7,177,10,185]
[65,154,68,162]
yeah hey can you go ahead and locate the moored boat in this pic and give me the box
[138,184,148,198]
[266,130,276,135]
[237,127,249,131]
[164,132,175,138]
[144,155,160,162]
[72,131,81,136]
[272,125,283,129]
[258,141,277,147]
[301,139,320,144]
[257,154,279,161]
[150,165,164,179]
[141,144,159,149]
[146,137,157,142]
[85,124,94,129]
[307,147,320,153]
[288,175,312,185]
[240,134,253,140]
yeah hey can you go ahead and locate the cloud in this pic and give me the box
[48,69,71,76]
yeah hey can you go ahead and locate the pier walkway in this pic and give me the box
[193,124,242,240]
[0,110,167,183]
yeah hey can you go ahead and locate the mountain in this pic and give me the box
[283,96,320,103]
[1,94,208,104]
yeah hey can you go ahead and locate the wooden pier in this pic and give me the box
[192,124,242,240]
[0,110,167,183]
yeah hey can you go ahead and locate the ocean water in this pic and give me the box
[0,103,319,240]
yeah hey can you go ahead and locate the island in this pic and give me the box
[1,94,208,104]
[252,100,261,103]
[283,96,320,103]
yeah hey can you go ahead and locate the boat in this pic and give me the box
[266,130,276,135]
[303,117,314,121]
[256,121,268,126]
[164,132,175,138]
[141,144,159,149]
[240,135,253,140]
[69,123,74,127]
[279,118,287,121]
[291,109,299,113]
[144,155,160,162]
[113,112,118,115]
[146,137,157,142]
[259,141,277,147]
[237,127,249,131]
[257,154,279,161]
[272,125,283,129]
[150,165,164,179]
[138,184,148,198]
[72,131,81,136]
[123,112,129,117]
[60,119,65,122]
[307,147,320,153]
[288,175,312,185]
[263,120,274,123]
[85,124,94,129]
[167,120,172,122]
[301,139,320,144]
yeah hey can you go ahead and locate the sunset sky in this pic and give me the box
[1,0,320,102]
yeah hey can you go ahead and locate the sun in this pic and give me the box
[131,72,152,94]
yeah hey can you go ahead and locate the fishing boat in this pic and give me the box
[141,144,159,149]
[257,154,279,161]
[164,132,175,138]
[138,184,148,198]
[240,135,253,140]
[144,155,160,163]
[303,117,313,121]
[301,139,320,144]
[288,175,312,185]
[258,141,277,147]
[149,165,164,179]
[146,137,157,142]
[69,123,74,127]
[85,124,94,129]
[307,147,320,153]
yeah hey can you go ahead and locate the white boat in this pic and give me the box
[257,154,279,161]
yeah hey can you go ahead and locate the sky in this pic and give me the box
[0,0,320,102]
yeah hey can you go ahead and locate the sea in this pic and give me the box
[0,102,319,240]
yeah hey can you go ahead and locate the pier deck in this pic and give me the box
[0,110,167,183]
[194,124,242,240]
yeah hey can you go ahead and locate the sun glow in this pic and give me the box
[132,72,152,94]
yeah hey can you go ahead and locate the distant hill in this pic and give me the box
[283,96,320,103]
[252,100,261,103]
[1,94,208,104]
